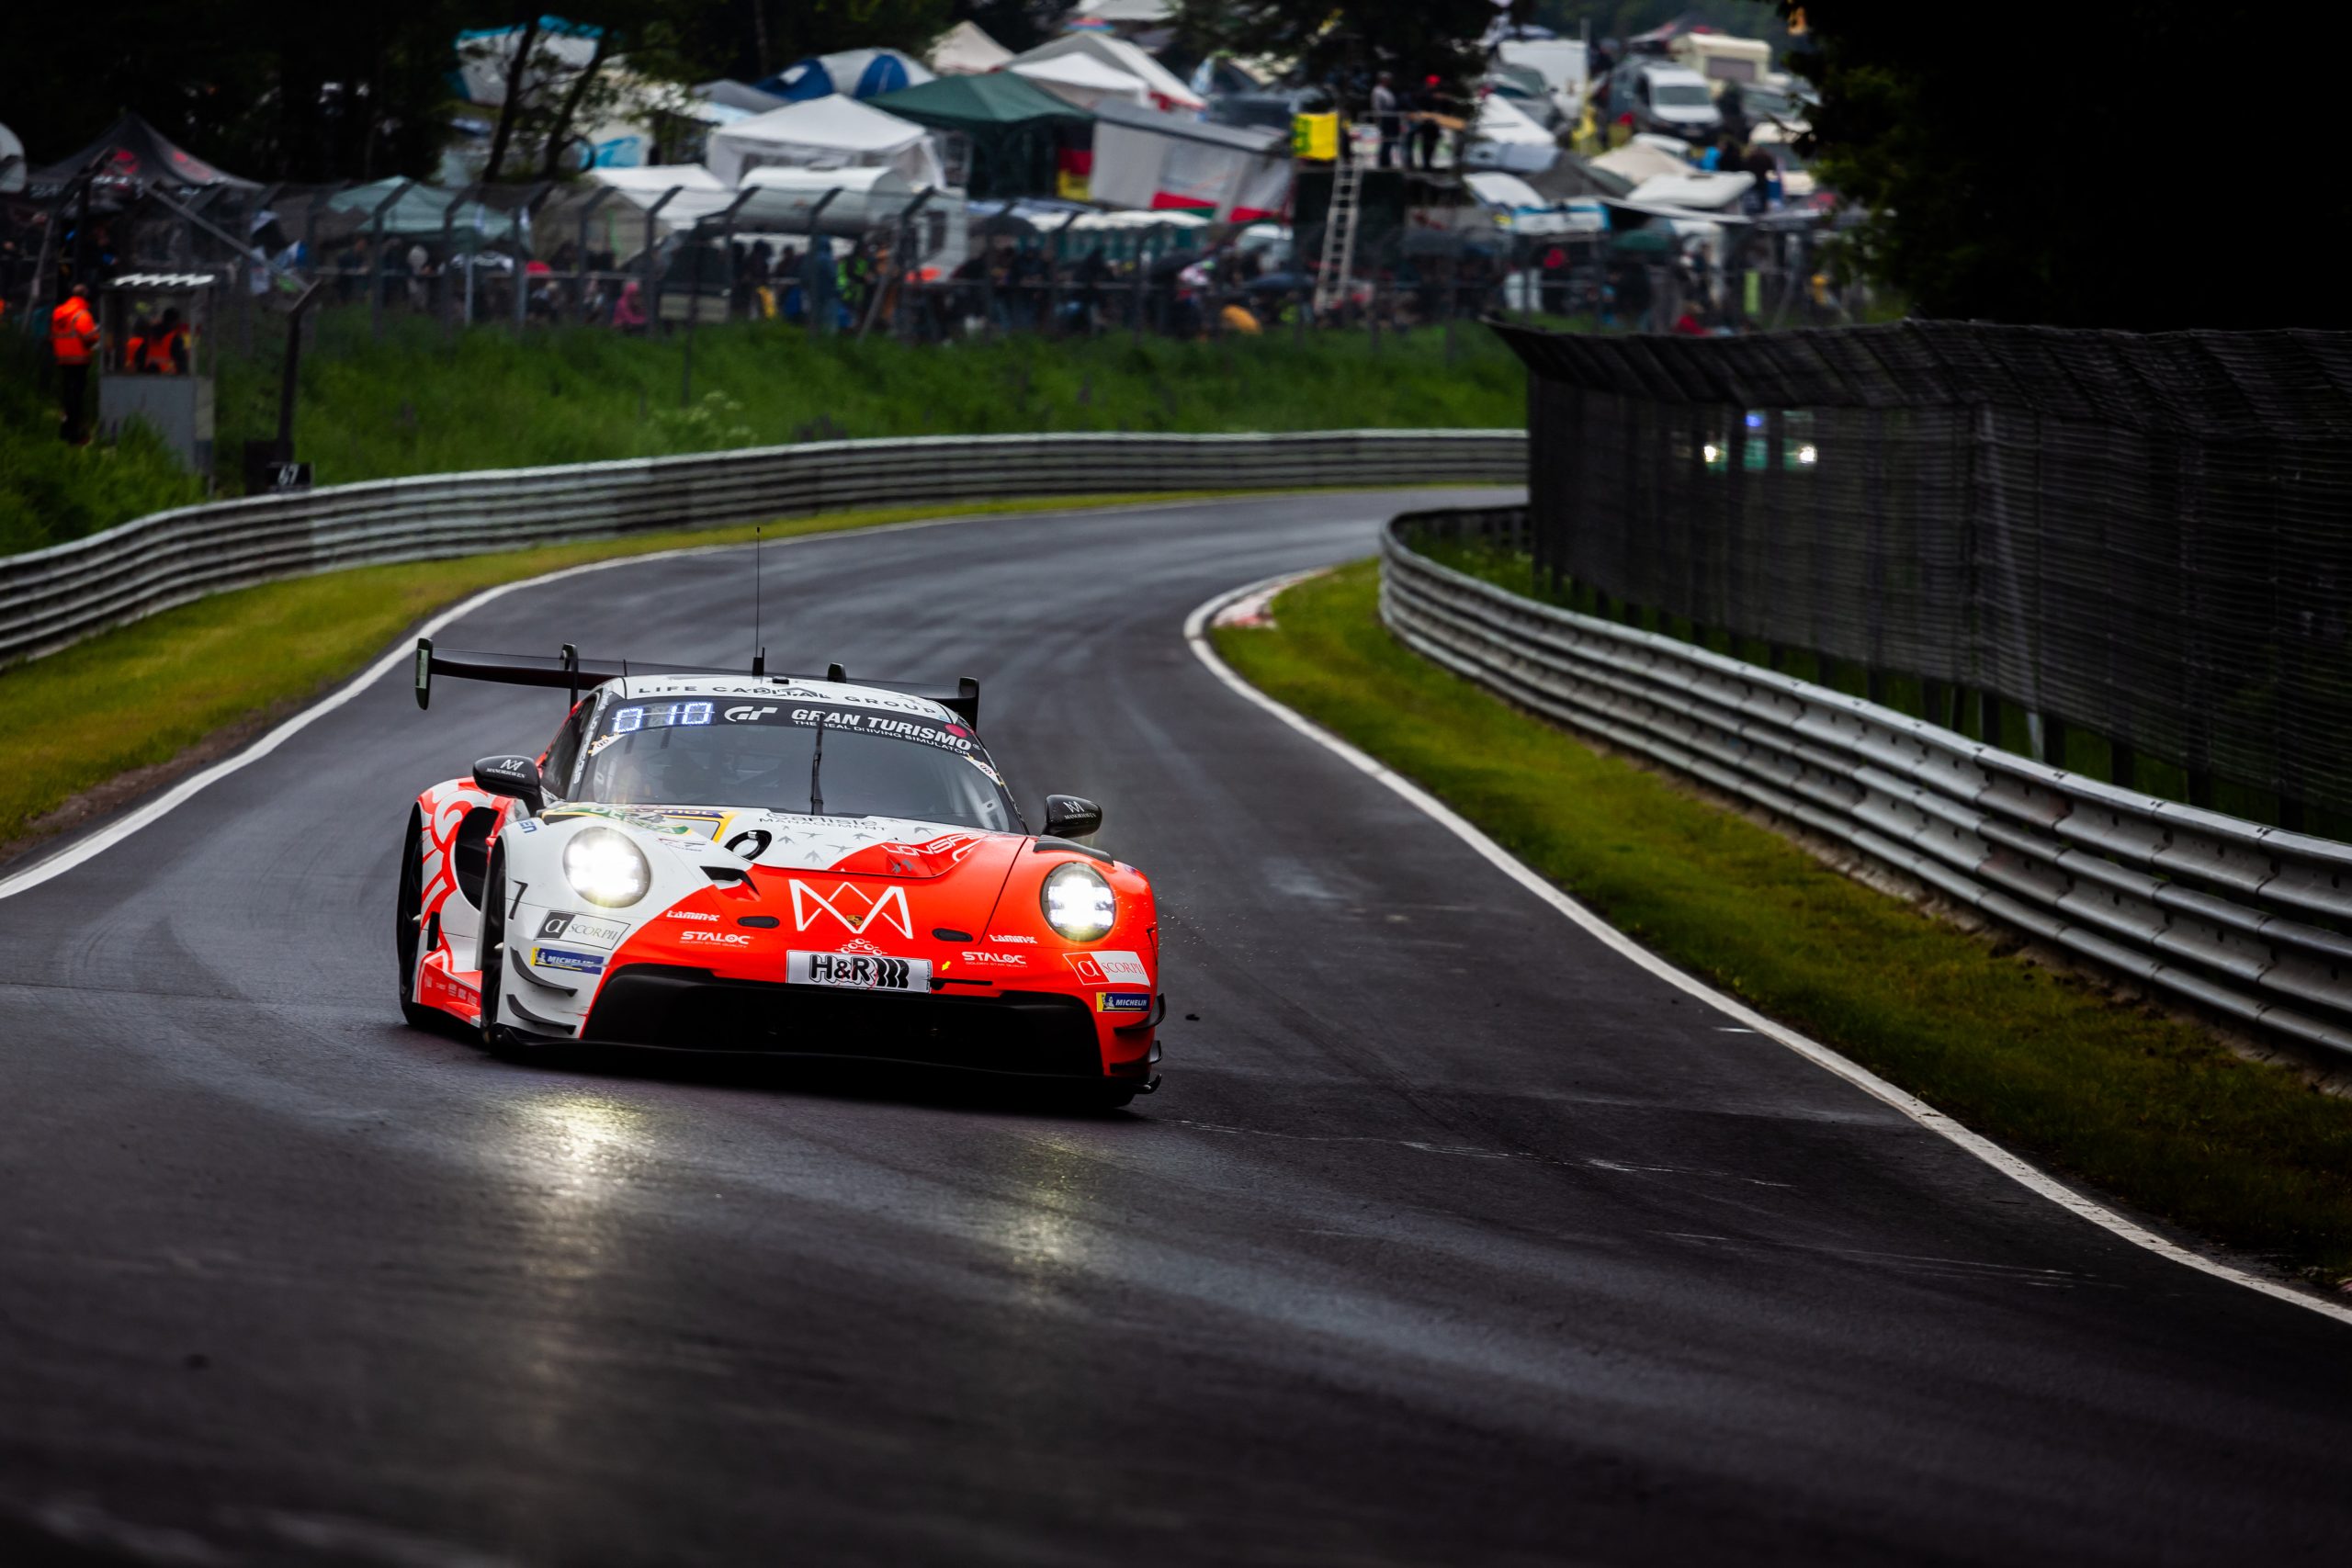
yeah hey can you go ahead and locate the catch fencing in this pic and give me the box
[0,429,1524,667]
[1385,507,2352,1058]
[1492,321,2352,831]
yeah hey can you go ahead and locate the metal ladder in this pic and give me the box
[1314,146,1363,316]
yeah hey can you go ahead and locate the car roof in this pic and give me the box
[605,673,961,725]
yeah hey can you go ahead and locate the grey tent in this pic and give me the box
[28,113,256,198]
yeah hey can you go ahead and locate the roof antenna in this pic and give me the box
[751,525,765,677]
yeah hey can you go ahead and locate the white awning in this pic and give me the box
[705,96,943,188]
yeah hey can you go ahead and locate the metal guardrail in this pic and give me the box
[1382,508,2352,1058]
[0,430,1524,668]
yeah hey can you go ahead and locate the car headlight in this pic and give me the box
[1040,861,1116,942]
[563,826,651,908]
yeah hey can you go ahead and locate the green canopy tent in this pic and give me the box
[868,73,1091,201]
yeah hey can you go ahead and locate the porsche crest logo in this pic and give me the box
[788,880,914,939]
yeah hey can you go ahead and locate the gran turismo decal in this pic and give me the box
[531,947,607,975]
[724,705,779,723]
[1097,992,1152,1013]
[1064,950,1149,986]
[787,951,930,990]
[788,880,915,939]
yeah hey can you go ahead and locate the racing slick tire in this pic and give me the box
[394,807,439,1030]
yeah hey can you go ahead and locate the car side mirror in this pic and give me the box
[1043,794,1102,840]
[472,754,546,817]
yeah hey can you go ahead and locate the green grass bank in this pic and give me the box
[1,310,1526,556]
[1214,559,2352,1288]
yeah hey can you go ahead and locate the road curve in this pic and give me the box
[2,491,2348,1567]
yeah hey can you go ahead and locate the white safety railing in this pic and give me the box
[0,430,1526,668]
[1383,509,2352,1058]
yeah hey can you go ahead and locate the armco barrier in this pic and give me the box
[1381,508,2352,1058]
[0,430,1524,668]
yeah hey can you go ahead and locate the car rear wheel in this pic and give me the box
[394,807,438,1029]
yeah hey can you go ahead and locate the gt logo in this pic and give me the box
[789,880,914,939]
[724,705,778,723]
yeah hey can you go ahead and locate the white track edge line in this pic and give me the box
[1183,570,2352,1329]
[0,496,1248,903]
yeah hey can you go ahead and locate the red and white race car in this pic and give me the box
[395,643,1161,1105]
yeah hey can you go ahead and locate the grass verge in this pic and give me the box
[1215,559,2352,1286]
[0,309,1528,556]
[0,492,1228,855]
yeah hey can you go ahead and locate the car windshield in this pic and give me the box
[1652,81,1713,107]
[575,696,1019,832]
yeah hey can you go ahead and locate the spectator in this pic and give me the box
[801,237,838,333]
[406,241,431,310]
[1742,142,1779,212]
[49,282,100,445]
[611,278,647,333]
[1412,76,1445,170]
[1372,73,1401,169]
[143,308,188,374]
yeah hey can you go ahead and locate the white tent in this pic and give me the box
[1459,94,1558,174]
[1012,54,1149,111]
[1006,34,1204,113]
[1588,141,1691,186]
[1626,170,1754,212]
[1073,0,1174,23]
[705,96,944,188]
[927,19,1013,75]
[1463,171,1604,236]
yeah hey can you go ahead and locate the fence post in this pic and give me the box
[442,182,479,339]
[368,180,413,342]
[644,185,684,335]
[575,186,616,324]
[514,181,552,332]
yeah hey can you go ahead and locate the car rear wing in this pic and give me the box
[412,639,981,728]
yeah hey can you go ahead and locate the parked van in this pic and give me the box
[1606,61,1722,141]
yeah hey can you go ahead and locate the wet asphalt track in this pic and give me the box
[3,490,2351,1567]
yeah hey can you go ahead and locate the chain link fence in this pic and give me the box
[1494,321,2352,831]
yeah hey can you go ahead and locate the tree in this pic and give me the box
[1787,1,2346,330]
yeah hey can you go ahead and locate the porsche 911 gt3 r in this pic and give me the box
[395,642,1161,1105]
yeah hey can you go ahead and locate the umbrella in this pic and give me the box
[1247,270,1311,293]
[1609,226,1677,254]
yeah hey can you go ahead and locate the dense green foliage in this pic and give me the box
[1789,3,2336,328]
[1217,560,2352,1284]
